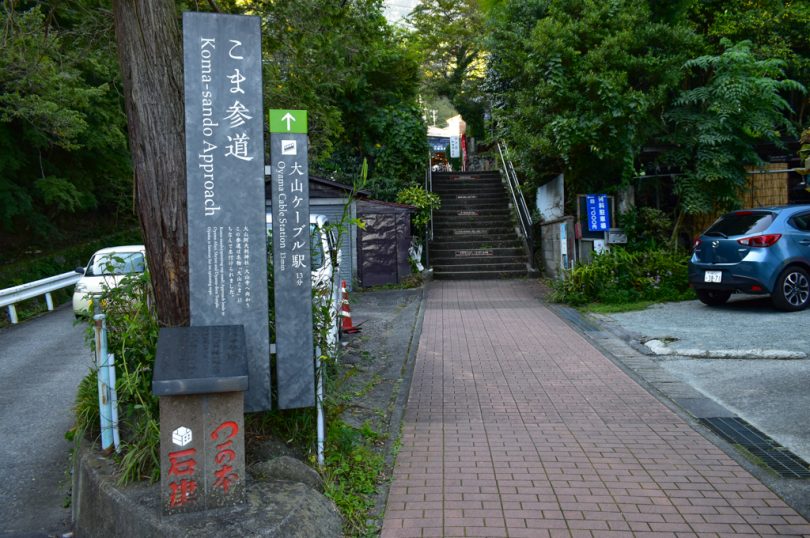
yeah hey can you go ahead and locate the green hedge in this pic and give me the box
[551,247,694,306]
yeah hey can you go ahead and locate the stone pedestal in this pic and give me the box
[153,325,249,515]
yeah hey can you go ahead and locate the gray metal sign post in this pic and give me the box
[183,13,270,411]
[269,109,315,409]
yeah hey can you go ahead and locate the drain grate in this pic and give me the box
[699,417,810,479]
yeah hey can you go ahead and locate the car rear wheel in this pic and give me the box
[772,266,810,311]
[696,289,731,306]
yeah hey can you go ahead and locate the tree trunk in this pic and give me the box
[112,0,189,326]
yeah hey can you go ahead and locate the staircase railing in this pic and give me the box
[496,141,535,268]
[424,152,434,269]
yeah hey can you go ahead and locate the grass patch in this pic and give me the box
[581,300,656,314]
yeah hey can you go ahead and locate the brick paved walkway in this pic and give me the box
[381,280,810,537]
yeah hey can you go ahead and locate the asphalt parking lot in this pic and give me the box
[593,294,810,463]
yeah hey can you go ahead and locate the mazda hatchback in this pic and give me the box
[689,205,810,311]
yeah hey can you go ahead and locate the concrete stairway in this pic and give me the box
[429,171,529,280]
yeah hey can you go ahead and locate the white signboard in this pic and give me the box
[449,136,461,158]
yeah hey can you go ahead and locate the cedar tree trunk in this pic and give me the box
[113,0,189,326]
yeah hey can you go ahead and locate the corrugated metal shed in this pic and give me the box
[266,175,368,290]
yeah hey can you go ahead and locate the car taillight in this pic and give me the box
[692,236,701,250]
[737,234,781,247]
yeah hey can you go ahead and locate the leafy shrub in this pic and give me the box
[396,184,441,230]
[71,270,160,483]
[551,247,693,306]
[617,207,673,251]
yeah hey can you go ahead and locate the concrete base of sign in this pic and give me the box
[72,439,342,538]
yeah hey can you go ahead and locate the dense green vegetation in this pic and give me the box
[482,0,808,219]
[1,0,428,265]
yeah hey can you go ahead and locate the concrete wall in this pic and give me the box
[539,216,575,279]
[536,174,564,221]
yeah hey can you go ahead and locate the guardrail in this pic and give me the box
[0,271,82,324]
[496,141,535,268]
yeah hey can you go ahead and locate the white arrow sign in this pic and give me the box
[282,112,296,131]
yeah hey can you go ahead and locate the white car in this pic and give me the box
[265,213,342,350]
[72,245,147,316]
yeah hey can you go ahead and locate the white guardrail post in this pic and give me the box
[0,271,83,324]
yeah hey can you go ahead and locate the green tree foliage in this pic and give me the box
[235,0,428,200]
[485,0,701,194]
[688,0,810,126]
[663,40,804,220]
[407,0,487,136]
[0,2,132,238]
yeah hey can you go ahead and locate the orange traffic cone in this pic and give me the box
[340,280,361,334]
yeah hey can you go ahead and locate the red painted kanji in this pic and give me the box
[169,478,198,507]
[167,447,197,476]
[167,447,199,507]
[211,420,240,493]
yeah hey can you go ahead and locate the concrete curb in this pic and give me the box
[643,338,808,360]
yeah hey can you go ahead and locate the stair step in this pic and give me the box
[435,231,517,239]
[431,256,526,267]
[441,198,509,210]
[432,182,504,191]
[430,245,524,257]
[430,239,523,249]
[439,191,506,201]
[434,216,513,225]
[435,208,512,217]
[433,269,528,280]
[433,261,527,272]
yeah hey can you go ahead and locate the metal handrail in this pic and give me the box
[1,270,82,324]
[424,152,434,269]
[496,142,534,257]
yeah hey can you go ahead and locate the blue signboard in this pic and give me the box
[586,194,610,232]
[428,136,450,152]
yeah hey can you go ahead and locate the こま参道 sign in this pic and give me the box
[586,194,610,232]
[269,109,315,409]
[182,13,270,411]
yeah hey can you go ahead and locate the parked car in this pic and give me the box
[689,205,810,311]
[265,213,342,349]
[72,245,147,316]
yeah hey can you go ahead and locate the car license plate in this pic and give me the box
[704,271,722,283]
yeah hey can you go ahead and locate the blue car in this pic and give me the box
[689,205,810,311]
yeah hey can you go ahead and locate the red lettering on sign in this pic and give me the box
[210,421,240,493]
[169,478,198,507]
[211,420,238,442]
[168,448,197,477]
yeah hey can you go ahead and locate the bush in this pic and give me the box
[551,247,693,306]
[396,184,441,230]
[617,207,673,251]
[71,270,160,483]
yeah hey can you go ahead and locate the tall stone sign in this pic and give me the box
[269,110,315,409]
[183,13,270,411]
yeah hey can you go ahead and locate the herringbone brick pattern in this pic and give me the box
[381,280,810,537]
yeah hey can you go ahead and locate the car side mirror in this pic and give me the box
[75,267,85,274]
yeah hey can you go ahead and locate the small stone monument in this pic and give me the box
[152,325,249,515]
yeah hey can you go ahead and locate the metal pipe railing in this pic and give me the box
[1,271,82,323]
[424,152,434,269]
[496,141,534,252]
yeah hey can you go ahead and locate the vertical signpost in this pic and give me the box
[183,12,270,412]
[269,110,315,409]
